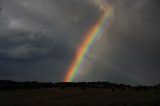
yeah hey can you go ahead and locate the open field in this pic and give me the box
[0,87,160,106]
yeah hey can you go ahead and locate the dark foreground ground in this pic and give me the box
[0,87,160,106]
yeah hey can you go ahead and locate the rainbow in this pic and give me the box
[64,6,113,82]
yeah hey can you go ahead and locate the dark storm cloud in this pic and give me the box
[0,0,159,85]
[83,0,160,85]
[0,0,101,81]
[0,29,69,60]
[0,0,101,60]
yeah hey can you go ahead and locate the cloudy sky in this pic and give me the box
[0,0,159,85]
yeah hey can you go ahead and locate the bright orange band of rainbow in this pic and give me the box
[64,6,113,82]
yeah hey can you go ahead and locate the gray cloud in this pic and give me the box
[0,0,101,82]
[0,0,159,85]
[83,0,160,85]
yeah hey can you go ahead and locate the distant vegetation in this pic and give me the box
[0,79,159,91]
[0,80,160,106]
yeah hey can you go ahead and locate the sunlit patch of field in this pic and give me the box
[0,87,160,106]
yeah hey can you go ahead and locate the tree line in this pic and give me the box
[0,79,159,91]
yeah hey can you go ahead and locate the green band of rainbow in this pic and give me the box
[64,6,113,82]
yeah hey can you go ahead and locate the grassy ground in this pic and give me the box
[0,87,160,106]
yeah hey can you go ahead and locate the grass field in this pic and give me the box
[0,87,160,106]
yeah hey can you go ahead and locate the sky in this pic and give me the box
[0,0,159,85]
